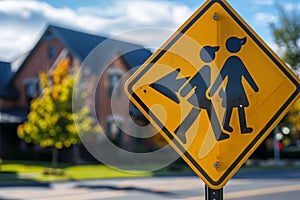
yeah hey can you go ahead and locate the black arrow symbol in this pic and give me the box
[149,68,189,104]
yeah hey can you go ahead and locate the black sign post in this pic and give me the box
[205,185,223,200]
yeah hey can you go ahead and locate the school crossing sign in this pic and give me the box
[125,0,300,189]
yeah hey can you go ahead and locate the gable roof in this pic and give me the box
[47,25,107,62]
[13,25,152,81]
[0,61,18,99]
[46,25,152,68]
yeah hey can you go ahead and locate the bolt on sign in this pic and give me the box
[125,0,300,189]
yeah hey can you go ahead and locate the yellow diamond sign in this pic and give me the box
[125,0,300,189]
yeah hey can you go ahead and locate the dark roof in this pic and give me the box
[0,61,18,99]
[12,25,152,81]
[48,26,107,62]
[7,25,151,121]
[122,49,152,69]
[47,25,152,68]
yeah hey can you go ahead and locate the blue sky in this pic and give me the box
[0,0,299,62]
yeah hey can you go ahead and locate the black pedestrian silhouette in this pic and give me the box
[174,46,230,143]
[209,36,259,134]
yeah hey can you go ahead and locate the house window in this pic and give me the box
[26,84,36,99]
[108,68,124,96]
[48,46,56,60]
[106,116,123,146]
[23,78,39,101]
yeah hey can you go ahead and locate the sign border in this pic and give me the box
[127,0,300,187]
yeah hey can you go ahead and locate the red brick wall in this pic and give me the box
[96,54,129,128]
[13,39,64,107]
[95,54,134,147]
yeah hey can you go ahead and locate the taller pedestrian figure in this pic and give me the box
[174,45,230,143]
[209,37,259,134]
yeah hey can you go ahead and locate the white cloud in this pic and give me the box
[252,0,274,6]
[0,0,192,61]
[254,12,277,25]
[75,0,191,34]
[267,40,281,55]
[283,3,300,12]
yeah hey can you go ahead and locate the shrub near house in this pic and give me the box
[17,58,100,166]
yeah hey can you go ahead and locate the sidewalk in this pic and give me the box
[245,158,300,167]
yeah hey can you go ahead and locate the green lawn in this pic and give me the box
[0,160,152,182]
[1,159,298,183]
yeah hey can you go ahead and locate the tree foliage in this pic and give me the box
[270,5,300,142]
[17,58,100,152]
[287,98,300,133]
[270,5,300,70]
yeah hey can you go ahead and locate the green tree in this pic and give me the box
[270,5,300,70]
[270,5,300,143]
[18,58,100,168]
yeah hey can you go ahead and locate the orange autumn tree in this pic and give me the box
[18,58,100,168]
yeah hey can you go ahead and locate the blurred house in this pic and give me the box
[0,61,27,159]
[0,25,155,161]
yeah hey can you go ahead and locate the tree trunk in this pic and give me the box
[52,147,58,169]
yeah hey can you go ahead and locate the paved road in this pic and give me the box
[1,168,300,199]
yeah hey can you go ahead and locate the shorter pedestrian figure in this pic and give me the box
[174,46,230,143]
[209,37,259,134]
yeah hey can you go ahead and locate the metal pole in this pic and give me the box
[273,126,280,165]
[205,185,223,200]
